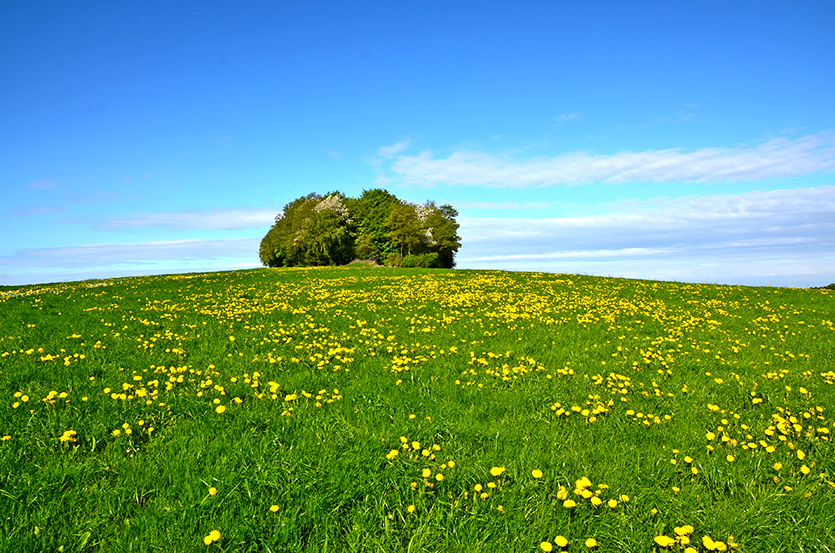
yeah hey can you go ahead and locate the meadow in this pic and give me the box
[0,266,833,552]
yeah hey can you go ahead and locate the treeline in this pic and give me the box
[258,189,461,268]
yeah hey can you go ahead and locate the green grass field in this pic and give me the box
[1,267,833,552]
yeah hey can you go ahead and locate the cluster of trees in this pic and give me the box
[259,189,461,269]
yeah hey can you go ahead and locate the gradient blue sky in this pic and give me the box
[2,1,834,287]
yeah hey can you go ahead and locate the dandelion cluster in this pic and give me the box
[1,268,833,550]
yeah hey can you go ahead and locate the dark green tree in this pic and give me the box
[291,203,352,265]
[259,193,320,267]
[346,189,400,263]
[386,202,423,258]
[425,203,461,268]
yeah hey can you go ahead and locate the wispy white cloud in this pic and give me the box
[66,190,132,204]
[80,208,278,231]
[377,140,412,159]
[26,180,58,190]
[7,206,63,216]
[380,132,835,188]
[554,112,581,124]
[0,238,260,269]
[456,186,835,287]
[452,200,556,210]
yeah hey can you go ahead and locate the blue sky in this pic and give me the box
[2,1,834,287]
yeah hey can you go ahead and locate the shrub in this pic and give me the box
[402,252,439,268]
[386,253,402,267]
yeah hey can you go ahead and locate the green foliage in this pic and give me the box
[386,252,402,267]
[291,205,353,266]
[346,189,400,263]
[386,202,423,258]
[259,193,322,267]
[424,203,461,268]
[402,253,439,268]
[261,189,460,268]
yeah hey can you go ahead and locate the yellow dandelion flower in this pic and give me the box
[422,468,431,478]
[532,469,543,479]
[208,487,217,496]
[554,535,568,547]
[474,484,483,492]
[540,542,553,552]
[563,499,576,508]
[654,535,676,547]
[607,499,618,508]
[215,405,226,414]
[203,529,221,545]
[490,466,505,477]
[726,454,735,462]
[407,504,415,514]
[585,537,598,548]
[590,496,602,506]
[435,473,444,482]
[269,504,279,512]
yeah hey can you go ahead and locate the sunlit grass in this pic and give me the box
[0,267,833,551]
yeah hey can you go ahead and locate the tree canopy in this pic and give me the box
[259,190,460,268]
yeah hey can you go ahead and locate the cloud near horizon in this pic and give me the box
[381,132,835,188]
[81,208,278,231]
[0,238,260,269]
[456,185,835,286]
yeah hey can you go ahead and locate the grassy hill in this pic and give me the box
[1,267,833,552]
